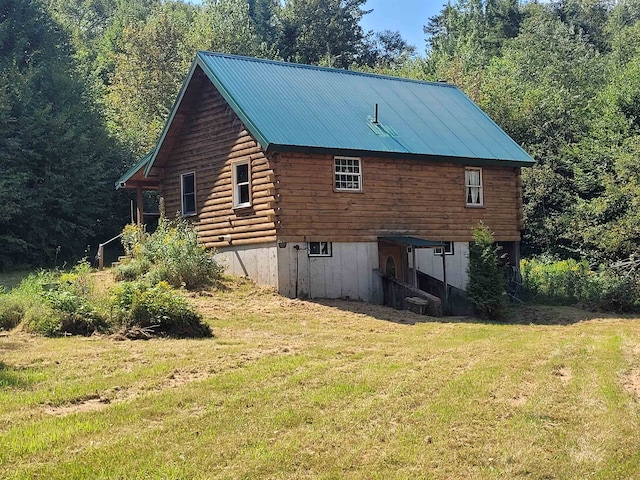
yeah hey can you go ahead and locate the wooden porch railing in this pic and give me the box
[97,233,123,270]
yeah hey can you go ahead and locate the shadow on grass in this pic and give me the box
[311,299,627,327]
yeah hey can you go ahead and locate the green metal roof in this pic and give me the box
[143,52,533,177]
[115,151,154,189]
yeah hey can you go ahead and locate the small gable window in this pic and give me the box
[308,241,332,257]
[465,167,483,206]
[181,172,196,216]
[334,156,362,192]
[233,160,251,208]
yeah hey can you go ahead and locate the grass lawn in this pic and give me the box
[2,276,640,479]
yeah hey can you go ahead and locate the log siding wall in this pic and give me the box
[158,77,276,248]
[273,152,522,243]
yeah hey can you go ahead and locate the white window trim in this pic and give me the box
[308,241,332,257]
[334,156,362,192]
[180,171,197,216]
[232,160,251,209]
[465,167,484,206]
[434,241,454,256]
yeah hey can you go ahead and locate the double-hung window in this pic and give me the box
[334,156,362,191]
[181,172,196,216]
[465,167,483,206]
[233,160,251,208]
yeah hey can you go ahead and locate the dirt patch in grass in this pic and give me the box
[553,365,573,384]
[623,342,640,399]
[624,369,640,398]
[44,394,112,416]
[42,366,217,417]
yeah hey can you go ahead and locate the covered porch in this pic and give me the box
[115,151,161,225]
[377,236,448,316]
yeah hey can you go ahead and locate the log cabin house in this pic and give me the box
[116,51,534,307]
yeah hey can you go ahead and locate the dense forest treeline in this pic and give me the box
[2,0,640,269]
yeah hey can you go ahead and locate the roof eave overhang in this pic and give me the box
[266,144,535,167]
[143,53,272,177]
[116,152,155,190]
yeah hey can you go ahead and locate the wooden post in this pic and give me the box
[98,244,104,271]
[136,185,143,226]
[442,247,448,315]
[412,246,417,288]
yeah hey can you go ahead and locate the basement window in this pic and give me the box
[308,241,332,257]
[233,160,251,208]
[334,157,362,191]
[434,242,454,256]
[181,172,196,216]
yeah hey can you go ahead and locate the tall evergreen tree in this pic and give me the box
[0,0,128,269]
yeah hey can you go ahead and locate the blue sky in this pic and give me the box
[361,0,448,55]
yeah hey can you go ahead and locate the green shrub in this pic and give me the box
[520,257,592,304]
[4,260,212,338]
[118,217,223,289]
[467,223,505,320]
[0,294,26,330]
[12,262,108,336]
[15,270,59,296]
[520,257,640,313]
[22,303,62,336]
[582,272,640,313]
[110,281,211,338]
[114,259,148,282]
[41,288,108,335]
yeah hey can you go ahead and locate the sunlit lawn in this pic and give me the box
[2,277,640,479]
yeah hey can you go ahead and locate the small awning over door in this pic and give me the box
[378,236,444,249]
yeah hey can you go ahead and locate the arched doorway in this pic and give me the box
[385,255,397,278]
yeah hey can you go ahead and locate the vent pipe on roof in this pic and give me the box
[374,103,378,124]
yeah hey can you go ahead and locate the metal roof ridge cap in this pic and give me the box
[197,53,271,150]
[143,59,200,176]
[196,50,459,89]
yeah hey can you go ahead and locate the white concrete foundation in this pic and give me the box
[215,243,279,288]
[215,241,470,302]
[277,242,382,303]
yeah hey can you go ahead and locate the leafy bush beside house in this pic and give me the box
[115,216,223,289]
[466,223,506,320]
